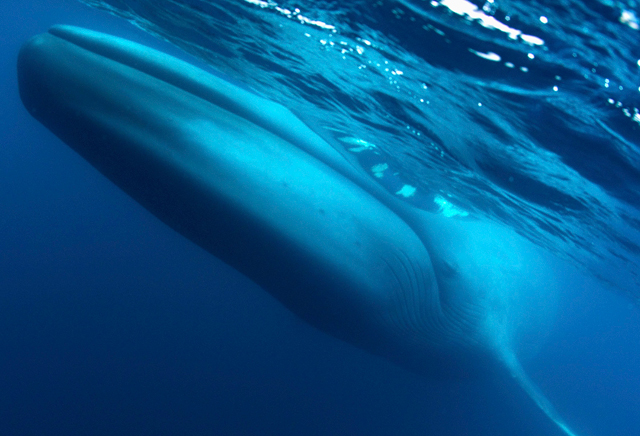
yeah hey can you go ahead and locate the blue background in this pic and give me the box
[1,1,638,435]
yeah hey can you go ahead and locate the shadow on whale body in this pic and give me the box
[17,25,577,435]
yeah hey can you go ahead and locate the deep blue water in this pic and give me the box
[1,1,639,435]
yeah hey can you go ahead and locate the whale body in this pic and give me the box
[17,26,576,435]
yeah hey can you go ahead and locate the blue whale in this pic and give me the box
[18,26,577,436]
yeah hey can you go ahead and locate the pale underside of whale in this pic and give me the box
[17,25,578,436]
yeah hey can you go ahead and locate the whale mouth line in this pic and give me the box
[47,25,203,92]
[47,26,134,66]
[44,25,256,121]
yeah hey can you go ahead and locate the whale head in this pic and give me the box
[17,25,452,369]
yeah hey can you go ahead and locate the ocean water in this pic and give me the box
[0,1,639,435]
